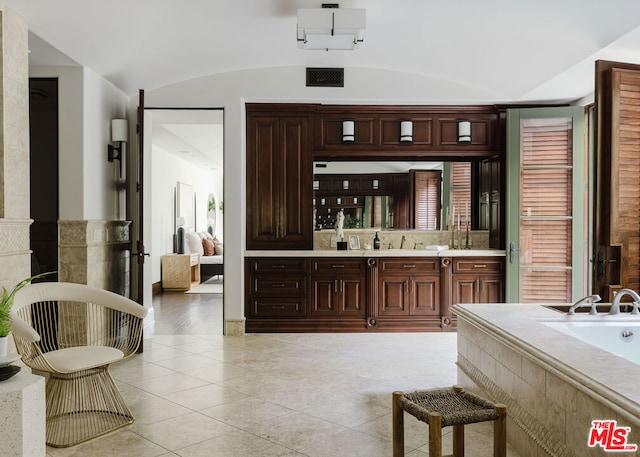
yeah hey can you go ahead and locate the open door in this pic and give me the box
[505,107,587,303]
[594,60,640,301]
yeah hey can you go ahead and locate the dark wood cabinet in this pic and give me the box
[311,259,366,317]
[245,254,503,332]
[377,258,440,317]
[313,105,500,161]
[246,258,308,321]
[246,105,313,250]
[451,258,504,305]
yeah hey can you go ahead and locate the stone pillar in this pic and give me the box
[0,372,46,457]
[0,6,31,288]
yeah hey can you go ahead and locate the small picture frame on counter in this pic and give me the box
[349,235,360,250]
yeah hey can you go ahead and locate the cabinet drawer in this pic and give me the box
[312,259,365,274]
[189,254,199,267]
[250,275,306,295]
[452,258,503,274]
[249,258,308,274]
[378,258,440,273]
[248,297,307,318]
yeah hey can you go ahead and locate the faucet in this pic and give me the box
[610,289,640,315]
[400,236,406,249]
[414,241,423,250]
[568,294,601,315]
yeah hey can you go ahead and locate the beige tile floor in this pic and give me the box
[44,288,521,457]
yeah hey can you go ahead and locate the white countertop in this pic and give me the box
[452,302,640,423]
[245,249,505,257]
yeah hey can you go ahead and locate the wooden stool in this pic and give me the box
[392,385,507,457]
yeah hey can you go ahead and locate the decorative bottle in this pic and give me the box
[373,232,380,250]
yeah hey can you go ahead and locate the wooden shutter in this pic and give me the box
[519,118,573,302]
[413,171,441,230]
[450,162,471,228]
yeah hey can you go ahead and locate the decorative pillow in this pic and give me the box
[212,235,221,246]
[185,231,204,255]
[202,238,215,256]
[196,231,207,240]
[214,243,223,255]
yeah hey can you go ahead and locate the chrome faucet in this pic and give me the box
[610,289,640,315]
[400,236,406,249]
[568,294,601,315]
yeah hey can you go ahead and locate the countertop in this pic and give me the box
[245,249,505,257]
[452,302,640,424]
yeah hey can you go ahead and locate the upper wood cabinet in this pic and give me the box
[246,104,314,250]
[313,105,500,160]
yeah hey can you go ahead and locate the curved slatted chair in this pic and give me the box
[11,282,147,448]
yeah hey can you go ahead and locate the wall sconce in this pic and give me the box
[400,121,413,142]
[458,121,471,143]
[108,119,128,162]
[342,120,355,142]
[372,179,379,190]
[313,180,320,190]
[336,197,342,205]
[320,198,326,205]
[342,180,349,190]
[353,197,358,204]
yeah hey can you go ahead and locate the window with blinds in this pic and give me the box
[519,118,573,302]
[413,171,441,230]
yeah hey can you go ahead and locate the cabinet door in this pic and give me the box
[409,275,440,315]
[452,275,478,305]
[246,114,312,249]
[479,276,504,303]
[338,276,366,317]
[378,276,410,316]
[311,277,336,316]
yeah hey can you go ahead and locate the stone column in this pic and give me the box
[0,6,31,288]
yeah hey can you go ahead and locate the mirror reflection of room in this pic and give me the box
[313,161,471,231]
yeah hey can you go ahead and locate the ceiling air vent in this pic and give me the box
[306,68,344,87]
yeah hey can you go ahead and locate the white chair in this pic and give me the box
[10,282,148,448]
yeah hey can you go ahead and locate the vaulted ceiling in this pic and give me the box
[9,0,640,103]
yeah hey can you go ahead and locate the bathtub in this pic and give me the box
[541,320,640,365]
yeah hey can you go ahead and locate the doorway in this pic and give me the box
[144,108,224,320]
[29,78,59,281]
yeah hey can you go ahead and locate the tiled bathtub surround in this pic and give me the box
[454,303,640,457]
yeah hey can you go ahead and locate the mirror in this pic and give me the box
[313,161,470,231]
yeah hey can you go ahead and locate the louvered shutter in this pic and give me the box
[449,162,471,228]
[413,171,441,230]
[519,118,573,302]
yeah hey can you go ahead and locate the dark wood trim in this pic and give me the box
[152,281,162,296]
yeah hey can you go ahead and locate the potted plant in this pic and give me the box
[0,271,54,357]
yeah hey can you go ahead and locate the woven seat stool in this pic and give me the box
[392,385,507,457]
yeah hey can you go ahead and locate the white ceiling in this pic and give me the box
[11,0,640,104]
[14,1,640,169]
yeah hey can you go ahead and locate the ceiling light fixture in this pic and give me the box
[297,5,365,51]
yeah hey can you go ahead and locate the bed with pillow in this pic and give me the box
[184,231,224,281]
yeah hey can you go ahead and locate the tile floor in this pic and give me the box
[43,287,521,456]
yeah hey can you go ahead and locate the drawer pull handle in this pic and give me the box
[473,264,487,268]
[332,265,345,268]
[271,305,286,310]
[403,264,416,268]
[271,284,286,288]
[271,265,286,269]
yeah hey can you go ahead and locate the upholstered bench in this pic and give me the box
[392,385,507,457]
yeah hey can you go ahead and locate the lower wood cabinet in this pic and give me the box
[245,255,504,332]
[451,258,504,305]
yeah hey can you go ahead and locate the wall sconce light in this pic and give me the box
[458,121,471,143]
[372,179,379,190]
[336,197,342,205]
[342,120,355,142]
[342,180,349,190]
[320,198,326,205]
[353,197,358,204]
[400,121,413,142]
[108,119,128,162]
[313,180,320,190]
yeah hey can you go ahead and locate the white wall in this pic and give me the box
[142,65,502,325]
[150,144,222,283]
[30,65,129,220]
